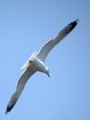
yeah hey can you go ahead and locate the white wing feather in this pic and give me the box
[37,20,79,62]
[6,67,36,114]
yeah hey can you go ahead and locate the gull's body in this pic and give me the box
[6,20,79,114]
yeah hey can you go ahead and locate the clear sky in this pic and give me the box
[0,0,90,120]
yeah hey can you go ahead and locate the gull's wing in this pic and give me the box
[37,20,79,62]
[5,67,36,114]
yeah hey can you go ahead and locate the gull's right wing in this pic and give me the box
[37,20,79,62]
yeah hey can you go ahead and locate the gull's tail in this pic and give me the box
[21,51,38,69]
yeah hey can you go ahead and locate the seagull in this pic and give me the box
[5,19,79,114]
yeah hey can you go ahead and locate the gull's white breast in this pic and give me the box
[30,57,48,74]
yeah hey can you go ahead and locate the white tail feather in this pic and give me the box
[21,51,38,70]
[21,61,30,69]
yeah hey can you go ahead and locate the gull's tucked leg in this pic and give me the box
[29,60,33,63]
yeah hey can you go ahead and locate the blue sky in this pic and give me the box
[0,0,90,120]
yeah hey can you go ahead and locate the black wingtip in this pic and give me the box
[5,104,15,114]
[69,19,79,30]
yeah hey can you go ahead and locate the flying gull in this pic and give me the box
[5,19,79,114]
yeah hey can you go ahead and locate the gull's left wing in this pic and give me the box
[5,67,36,114]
